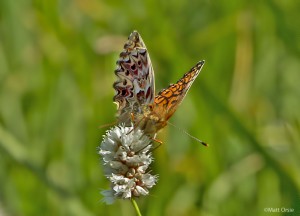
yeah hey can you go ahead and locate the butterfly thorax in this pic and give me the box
[119,104,165,137]
[141,103,168,135]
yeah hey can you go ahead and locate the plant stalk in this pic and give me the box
[131,198,142,216]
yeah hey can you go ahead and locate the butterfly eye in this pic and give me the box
[148,104,153,111]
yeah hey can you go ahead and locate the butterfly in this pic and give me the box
[113,31,205,139]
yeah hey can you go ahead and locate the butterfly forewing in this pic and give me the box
[151,61,205,127]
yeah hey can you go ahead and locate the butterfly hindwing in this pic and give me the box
[113,31,155,124]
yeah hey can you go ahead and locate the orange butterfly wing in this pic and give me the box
[152,60,205,123]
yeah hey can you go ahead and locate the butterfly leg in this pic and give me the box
[125,113,137,135]
[126,112,146,135]
[151,142,162,152]
[149,135,164,152]
[151,136,163,144]
[98,121,117,129]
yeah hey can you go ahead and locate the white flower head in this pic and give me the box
[99,124,158,204]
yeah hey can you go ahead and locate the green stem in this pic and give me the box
[131,198,142,216]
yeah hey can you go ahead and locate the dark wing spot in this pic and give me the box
[146,87,151,99]
[121,89,127,96]
[137,91,145,102]
[131,64,136,70]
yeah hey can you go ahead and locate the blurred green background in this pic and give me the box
[1,0,300,215]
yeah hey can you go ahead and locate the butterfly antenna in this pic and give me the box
[167,121,209,147]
